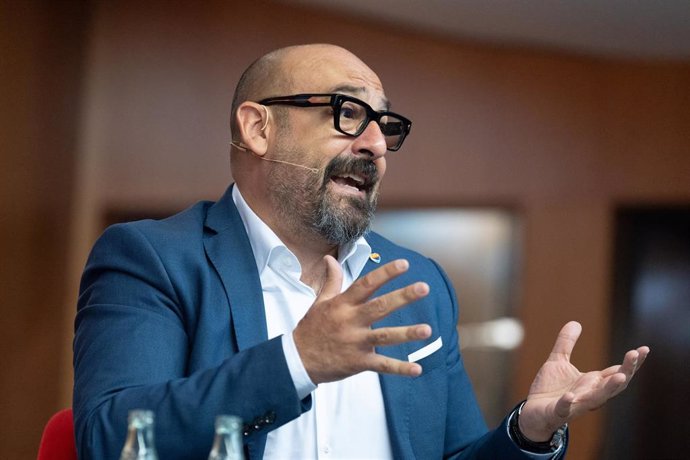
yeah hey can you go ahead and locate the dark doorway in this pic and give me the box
[602,207,690,460]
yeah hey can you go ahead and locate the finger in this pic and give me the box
[598,345,651,378]
[609,347,650,397]
[359,282,430,324]
[342,259,410,303]
[600,364,622,378]
[635,346,650,370]
[618,349,639,378]
[571,373,626,411]
[364,324,432,347]
[317,255,344,300]
[548,321,582,361]
[554,391,576,420]
[602,372,628,398]
[365,354,423,377]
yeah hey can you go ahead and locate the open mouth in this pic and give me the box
[324,157,379,198]
[330,173,369,194]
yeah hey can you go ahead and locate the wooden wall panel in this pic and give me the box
[0,0,89,458]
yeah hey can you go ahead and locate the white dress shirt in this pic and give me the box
[232,186,393,460]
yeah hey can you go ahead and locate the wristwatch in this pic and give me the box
[508,401,567,454]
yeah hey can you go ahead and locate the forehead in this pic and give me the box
[282,47,389,109]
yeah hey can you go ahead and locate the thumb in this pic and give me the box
[317,255,343,300]
[548,321,582,362]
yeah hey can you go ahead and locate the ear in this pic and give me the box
[234,102,271,156]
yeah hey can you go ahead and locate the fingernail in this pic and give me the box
[418,325,431,337]
[396,259,409,270]
[415,282,429,295]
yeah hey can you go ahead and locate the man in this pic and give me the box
[73,44,649,459]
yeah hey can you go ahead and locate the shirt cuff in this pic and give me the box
[506,408,566,459]
[281,332,317,400]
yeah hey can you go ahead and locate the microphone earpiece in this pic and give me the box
[259,155,320,174]
[229,141,319,174]
[230,141,248,151]
[259,106,269,132]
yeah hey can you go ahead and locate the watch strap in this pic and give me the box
[508,401,567,454]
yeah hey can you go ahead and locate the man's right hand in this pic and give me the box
[293,255,432,385]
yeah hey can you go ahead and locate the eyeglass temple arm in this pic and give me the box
[260,95,334,107]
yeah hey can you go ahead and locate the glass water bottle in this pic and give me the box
[208,415,244,460]
[119,409,159,460]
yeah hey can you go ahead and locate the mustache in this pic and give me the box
[323,155,379,188]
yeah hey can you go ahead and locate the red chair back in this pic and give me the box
[37,408,77,460]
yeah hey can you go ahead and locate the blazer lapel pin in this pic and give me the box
[369,252,382,264]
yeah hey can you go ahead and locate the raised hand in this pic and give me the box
[518,321,650,441]
[293,255,432,384]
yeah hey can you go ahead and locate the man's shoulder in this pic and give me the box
[93,200,225,261]
[110,200,214,240]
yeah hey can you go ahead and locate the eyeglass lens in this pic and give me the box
[337,99,406,150]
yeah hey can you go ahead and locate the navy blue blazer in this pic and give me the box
[73,185,544,459]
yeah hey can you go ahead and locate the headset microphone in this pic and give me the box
[230,141,320,174]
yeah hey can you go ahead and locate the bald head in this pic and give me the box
[230,44,383,136]
[230,47,289,134]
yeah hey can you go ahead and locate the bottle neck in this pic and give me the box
[208,415,244,460]
[120,410,158,460]
[122,425,155,454]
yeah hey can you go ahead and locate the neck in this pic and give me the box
[236,181,339,291]
[274,226,339,292]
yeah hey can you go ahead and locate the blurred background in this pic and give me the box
[2,0,689,458]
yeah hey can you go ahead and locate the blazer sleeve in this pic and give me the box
[73,224,308,460]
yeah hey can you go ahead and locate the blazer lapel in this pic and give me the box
[203,185,268,350]
[203,186,272,459]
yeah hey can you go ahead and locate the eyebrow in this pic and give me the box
[329,84,391,111]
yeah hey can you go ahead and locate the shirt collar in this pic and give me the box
[231,185,372,280]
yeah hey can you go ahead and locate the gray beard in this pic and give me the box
[311,185,377,246]
[269,155,379,246]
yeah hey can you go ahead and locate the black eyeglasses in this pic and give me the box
[258,93,412,151]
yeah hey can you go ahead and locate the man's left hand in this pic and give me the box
[518,321,649,442]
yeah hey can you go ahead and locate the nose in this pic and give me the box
[351,120,387,160]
